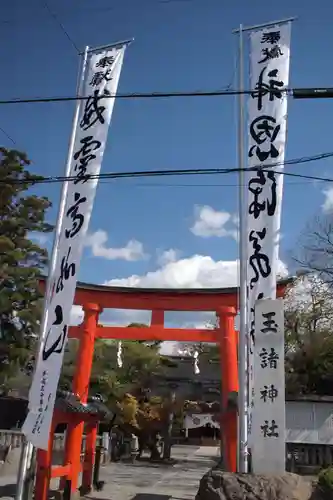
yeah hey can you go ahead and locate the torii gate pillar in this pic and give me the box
[218,306,238,472]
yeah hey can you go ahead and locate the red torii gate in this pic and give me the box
[35,278,291,500]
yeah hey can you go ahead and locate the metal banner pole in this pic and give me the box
[80,38,133,55]
[232,15,296,474]
[235,23,248,474]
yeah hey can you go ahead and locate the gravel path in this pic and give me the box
[0,445,218,500]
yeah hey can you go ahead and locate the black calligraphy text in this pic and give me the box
[260,419,279,438]
[80,89,110,131]
[56,247,76,294]
[42,305,68,362]
[260,384,278,403]
[259,347,279,369]
[249,229,271,289]
[249,291,264,352]
[73,135,102,184]
[249,115,281,162]
[248,169,277,219]
[65,192,87,239]
[261,311,278,334]
[251,67,284,111]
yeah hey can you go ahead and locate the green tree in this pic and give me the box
[284,217,333,395]
[284,274,333,353]
[295,215,333,286]
[60,339,164,402]
[60,339,183,459]
[286,334,333,396]
[0,148,53,392]
[284,275,333,395]
[127,323,148,328]
[127,322,162,348]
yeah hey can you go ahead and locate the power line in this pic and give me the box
[0,125,16,145]
[42,1,80,54]
[54,0,214,16]
[0,88,277,105]
[1,151,332,186]
[1,87,333,106]
[98,179,328,188]
[0,88,255,105]
[1,0,217,25]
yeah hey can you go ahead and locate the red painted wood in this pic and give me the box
[64,304,101,494]
[38,277,288,311]
[69,325,219,342]
[218,306,238,473]
[50,465,71,478]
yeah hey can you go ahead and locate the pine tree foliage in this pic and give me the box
[0,148,53,390]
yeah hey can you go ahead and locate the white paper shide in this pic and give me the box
[252,299,285,473]
[246,23,291,452]
[23,44,127,449]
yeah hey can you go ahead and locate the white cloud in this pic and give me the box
[104,254,288,289]
[70,305,84,326]
[231,214,239,227]
[157,248,180,266]
[85,230,148,261]
[29,232,50,246]
[70,305,151,328]
[190,205,238,240]
[322,187,333,213]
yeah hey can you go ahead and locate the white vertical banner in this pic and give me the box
[246,22,291,453]
[252,298,285,473]
[23,43,129,449]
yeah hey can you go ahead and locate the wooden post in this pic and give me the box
[34,422,55,500]
[218,306,238,473]
[82,422,98,492]
[62,303,101,497]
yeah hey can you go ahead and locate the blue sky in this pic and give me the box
[3,0,333,333]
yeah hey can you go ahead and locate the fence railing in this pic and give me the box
[1,430,333,472]
[0,430,103,453]
[286,443,333,473]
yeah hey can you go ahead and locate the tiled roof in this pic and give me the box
[55,391,113,419]
[184,400,220,413]
[157,356,221,383]
[39,275,294,295]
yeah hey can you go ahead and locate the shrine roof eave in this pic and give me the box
[39,276,295,311]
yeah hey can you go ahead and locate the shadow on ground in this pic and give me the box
[131,495,171,500]
[85,495,170,500]
[86,495,190,500]
[0,483,16,498]
[119,461,176,469]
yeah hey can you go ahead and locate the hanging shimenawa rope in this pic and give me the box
[193,350,200,375]
[117,341,123,368]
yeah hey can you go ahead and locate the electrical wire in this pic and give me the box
[99,179,327,188]
[54,0,218,17]
[1,0,219,24]
[1,87,332,105]
[0,126,16,145]
[42,1,80,54]
[0,87,287,105]
[1,151,332,186]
